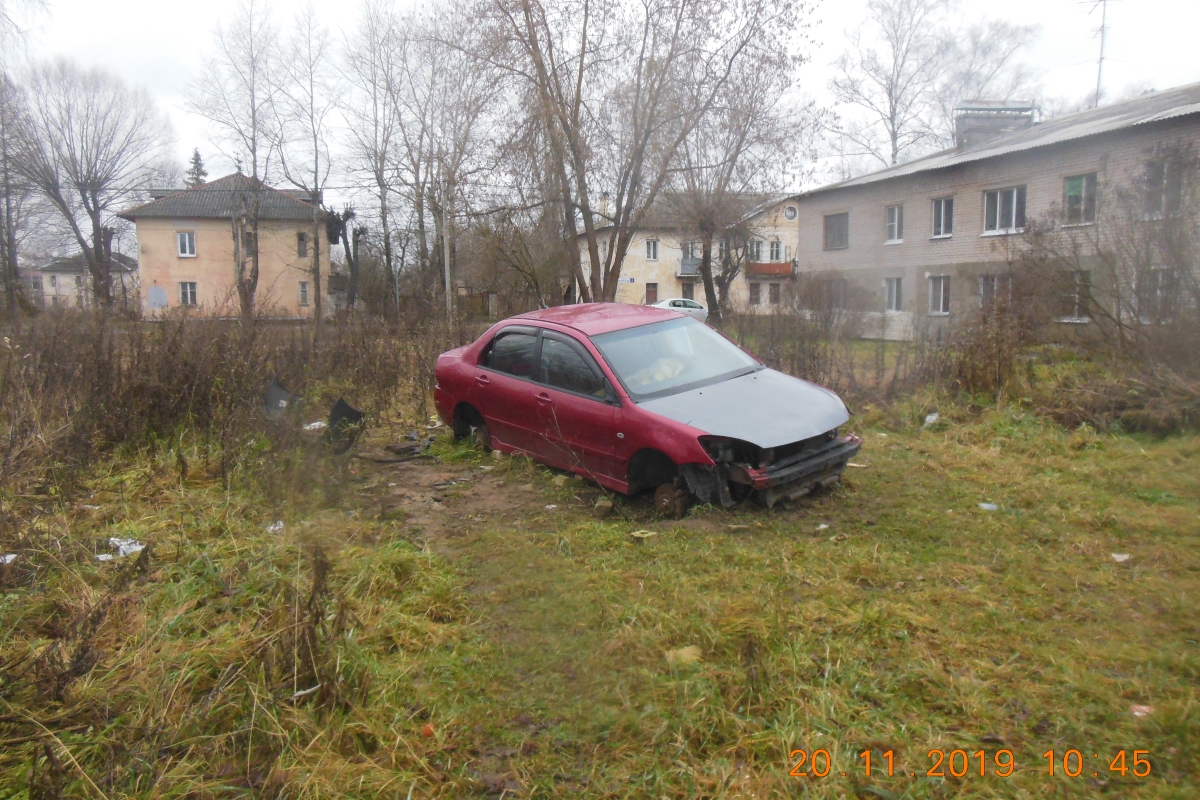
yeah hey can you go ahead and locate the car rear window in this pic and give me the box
[484,330,537,378]
[591,317,758,400]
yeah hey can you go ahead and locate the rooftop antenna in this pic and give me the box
[1091,0,1109,108]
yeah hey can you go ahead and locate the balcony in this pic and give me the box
[678,256,701,278]
[746,260,796,279]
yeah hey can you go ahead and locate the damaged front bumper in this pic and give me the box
[682,434,863,509]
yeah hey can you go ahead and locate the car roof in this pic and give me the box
[512,302,683,336]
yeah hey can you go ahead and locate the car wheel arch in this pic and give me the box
[627,448,678,494]
[452,402,485,439]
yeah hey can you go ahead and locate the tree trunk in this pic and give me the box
[1,138,17,314]
[698,231,722,323]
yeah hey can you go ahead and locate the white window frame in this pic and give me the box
[646,239,659,261]
[299,281,310,307]
[1056,270,1091,323]
[928,275,950,316]
[884,277,902,312]
[748,240,763,262]
[783,205,797,221]
[885,204,904,243]
[982,186,1026,235]
[932,196,954,238]
[978,274,1012,307]
[177,231,197,258]
[769,240,781,261]
[1063,174,1098,226]
[179,281,198,306]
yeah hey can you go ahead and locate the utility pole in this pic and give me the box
[442,178,454,322]
[1093,0,1108,108]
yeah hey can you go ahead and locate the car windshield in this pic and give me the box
[591,317,759,400]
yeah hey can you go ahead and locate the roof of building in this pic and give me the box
[38,252,137,273]
[120,173,323,222]
[587,192,792,234]
[806,81,1200,195]
[513,302,682,336]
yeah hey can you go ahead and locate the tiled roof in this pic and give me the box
[806,81,1200,195]
[119,173,322,222]
[38,252,137,273]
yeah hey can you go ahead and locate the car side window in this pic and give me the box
[686,300,703,309]
[482,330,537,378]
[539,336,607,399]
[670,300,682,307]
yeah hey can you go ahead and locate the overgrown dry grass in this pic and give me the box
[1,398,1195,798]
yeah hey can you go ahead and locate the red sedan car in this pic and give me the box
[434,303,861,515]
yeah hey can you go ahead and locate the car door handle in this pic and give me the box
[536,393,552,405]
[475,374,490,387]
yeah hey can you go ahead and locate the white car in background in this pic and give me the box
[651,298,708,322]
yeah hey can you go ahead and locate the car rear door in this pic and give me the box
[473,327,541,452]
[533,331,622,481]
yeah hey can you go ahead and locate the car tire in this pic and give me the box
[654,483,688,520]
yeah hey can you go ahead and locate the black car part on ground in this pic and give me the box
[327,398,366,454]
[263,377,302,421]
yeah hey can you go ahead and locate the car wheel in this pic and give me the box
[473,423,492,451]
[654,483,688,520]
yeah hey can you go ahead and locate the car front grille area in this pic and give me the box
[757,429,838,470]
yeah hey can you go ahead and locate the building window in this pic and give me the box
[49,275,57,288]
[749,282,761,306]
[1064,174,1098,225]
[783,205,797,221]
[681,281,694,301]
[979,274,1012,308]
[928,275,950,315]
[74,275,82,287]
[179,281,198,306]
[884,277,902,312]
[824,212,849,250]
[885,204,904,242]
[932,196,954,238]
[769,240,782,261]
[298,232,309,258]
[748,240,762,261]
[1137,268,1177,321]
[177,231,196,257]
[983,186,1026,234]
[1144,158,1183,218]
[299,281,310,306]
[645,282,658,304]
[769,283,781,305]
[646,239,659,260]
[1057,271,1090,321]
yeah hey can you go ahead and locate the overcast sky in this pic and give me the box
[17,0,1200,188]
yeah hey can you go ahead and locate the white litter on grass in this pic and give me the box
[545,504,557,510]
[109,538,145,557]
[1111,553,1131,563]
[816,523,829,531]
[303,421,327,431]
[923,412,940,428]
[1,554,16,564]
[82,504,102,511]
[1130,704,1154,717]
[95,554,115,562]
[267,520,285,534]
[978,502,999,511]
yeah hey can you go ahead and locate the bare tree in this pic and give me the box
[932,19,1039,146]
[829,0,950,168]
[484,0,809,302]
[0,73,28,311]
[343,0,402,312]
[13,60,169,306]
[189,0,279,318]
[671,54,815,321]
[276,2,336,330]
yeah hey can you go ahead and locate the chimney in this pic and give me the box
[148,187,178,199]
[954,100,1036,150]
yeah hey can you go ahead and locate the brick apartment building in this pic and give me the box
[786,83,1200,339]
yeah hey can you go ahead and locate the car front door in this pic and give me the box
[534,332,622,481]
[473,327,541,452]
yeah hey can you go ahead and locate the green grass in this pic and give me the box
[1,403,1197,798]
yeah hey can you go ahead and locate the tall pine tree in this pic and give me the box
[185,148,208,187]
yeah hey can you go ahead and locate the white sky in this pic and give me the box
[16,0,1200,201]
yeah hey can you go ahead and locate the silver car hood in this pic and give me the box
[638,368,849,448]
